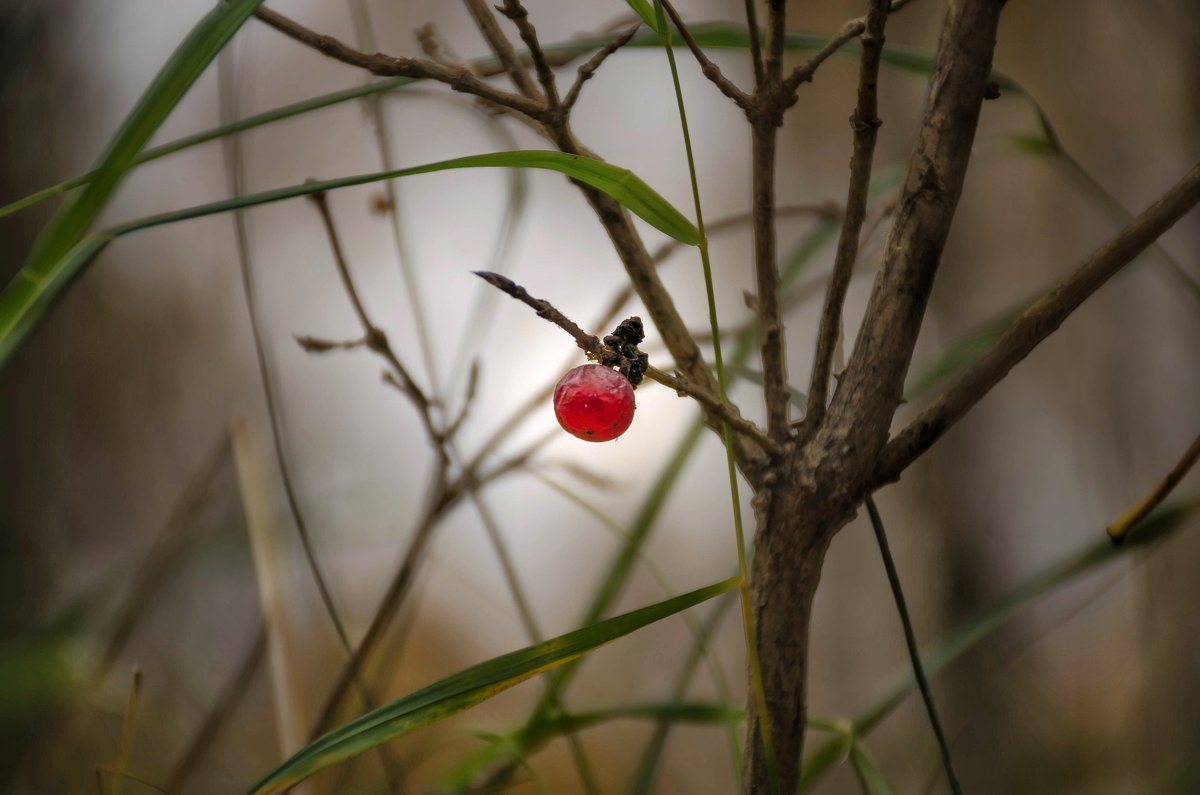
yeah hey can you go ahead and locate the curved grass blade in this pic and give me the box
[622,0,665,37]
[17,0,264,275]
[4,23,1035,224]
[0,150,697,370]
[448,700,742,789]
[848,742,895,795]
[798,501,1198,791]
[244,576,737,795]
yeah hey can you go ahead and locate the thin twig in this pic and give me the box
[1106,431,1200,544]
[89,437,229,684]
[782,0,920,97]
[750,119,789,440]
[294,333,369,353]
[645,367,782,457]
[864,496,962,795]
[659,0,750,109]
[805,0,889,426]
[876,162,1200,485]
[166,623,268,792]
[253,6,548,120]
[307,190,443,450]
[461,0,541,100]
[562,23,641,111]
[496,0,560,109]
[763,0,788,83]
[415,23,461,68]
[110,667,142,795]
[218,47,370,712]
[473,270,603,357]
[744,0,765,85]
[352,0,445,410]
[474,270,779,456]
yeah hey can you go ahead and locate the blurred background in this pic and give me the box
[1,0,1198,792]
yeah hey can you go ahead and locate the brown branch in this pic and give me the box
[496,0,560,109]
[750,119,790,440]
[820,0,1006,458]
[308,437,545,736]
[782,0,920,96]
[764,0,787,82]
[473,270,603,357]
[166,622,267,792]
[875,162,1200,485]
[744,0,765,85]
[659,0,751,109]
[461,0,541,100]
[1106,431,1200,544]
[562,23,641,112]
[804,0,890,426]
[475,271,779,456]
[415,23,463,68]
[645,366,782,457]
[308,191,443,450]
[252,6,549,121]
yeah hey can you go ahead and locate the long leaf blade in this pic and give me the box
[19,0,264,275]
[0,150,697,370]
[244,576,738,795]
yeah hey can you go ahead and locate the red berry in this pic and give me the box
[553,364,636,442]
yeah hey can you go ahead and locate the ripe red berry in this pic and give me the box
[553,364,636,442]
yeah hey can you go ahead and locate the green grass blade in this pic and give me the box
[18,0,263,274]
[2,22,1021,223]
[0,150,696,370]
[544,701,742,734]
[0,77,420,222]
[622,0,665,37]
[799,501,1198,791]
[848,743,895,795]
[244,577,737,795]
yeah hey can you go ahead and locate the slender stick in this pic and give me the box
[805,0,890,426]
[864,496,962,795]
[461,0,541,100]
[166,623,268,792]
[654,2,779,793]
[659,0,750,109]
[750,119,790,441]
[1106,431,1200,544]
[497,0,561,109]
[876,162,1200,484]
[744,0,765,85]
[253,5,547,119]
[217,48,366,704]
[562,23,641,111]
